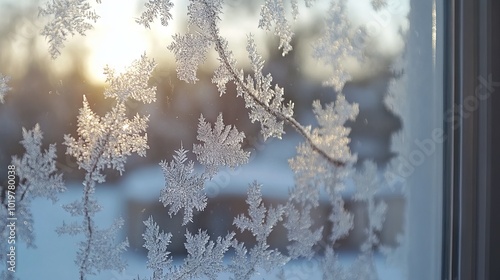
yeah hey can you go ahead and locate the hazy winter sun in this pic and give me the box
[85,0,148,83]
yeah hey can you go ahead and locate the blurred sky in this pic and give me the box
[0,0,409,173]
[0,0,410,83]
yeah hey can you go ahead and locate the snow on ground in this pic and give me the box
[12,136,403,279]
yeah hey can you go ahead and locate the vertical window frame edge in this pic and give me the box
[444,0,492,279]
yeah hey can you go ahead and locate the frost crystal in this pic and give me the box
[258,0,318,54]
[193,113,249,176]
[313,0,365,91]
[64,55,156,181]
[353,160,387,252]
[231,182,289,279]
[39,0,100,58]
[243,35,294,140]
[284,203,323,259]
[103,54,157,103]
[143,216,172,280]
[74,219,129,276]
[168,33,211,83]
[259,0,294,55]
[136,0,174,29]
[289,95,358,204]
[0,74,11,103]
[57,192,130,278]
[329,194,353,243]
[0,125,65,255]
[60,57,155,279]
[64,96,150,181]
[170,230,234,280]
[141,218,234,280]
[187,0,223,30]
[168,0,225,83]
[321,247,350,280]
[12,124,66,202]
[212,37,240,96]
[322,247,378,280]
[159,147,207,225]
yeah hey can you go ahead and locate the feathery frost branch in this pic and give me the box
[193,113,249,177]
[0,124,65,260]
[0,74,11,103]
[39,0,101,58]
[61,55,156,279]
[159,146,207,225]
[231,182,289,279]
[169,0,347,167]
[136,0,174,28]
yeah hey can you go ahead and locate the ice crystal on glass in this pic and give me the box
[313,0,365,91]
[143,216,172,280]
[193,113,249,176]
[59,56,156,279]
[0,74,11,103]
[168,33,211,83]
[170,230,234,280]
[136,0,174,29]
[283,203,323,259]
[353,160,387,252]
[103,54,157,103]
[159,147,207,225]
[231,182,289,279]
[289,95,358,205]
[0,125,65,254]
[39,0,100,58]
[259,0,294,55]
[242,35,294,140]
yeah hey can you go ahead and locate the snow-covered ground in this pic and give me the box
[10,135,403,279]
[16,185,403,279]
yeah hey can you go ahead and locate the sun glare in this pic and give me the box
[85,0,149,83]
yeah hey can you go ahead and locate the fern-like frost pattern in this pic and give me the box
[159,147,207,225]
[289,95,358,205]
[193,113,249,177]
[231,182,289,279]
[0,73,11,103]
[137,0,174,28]
[168,33,211,83]
[171,230,234,280]
[243,35,294,140]
[283,203,323,259]
[143,216,172,280]
[39,0,100,58]
[0,125,65,257]
[259,0,293,55]
[313,0,365,91]
[60,56,156,279]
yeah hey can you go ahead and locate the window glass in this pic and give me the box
[0,0,444,279]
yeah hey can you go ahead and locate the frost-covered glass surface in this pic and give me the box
[0,0,444,279]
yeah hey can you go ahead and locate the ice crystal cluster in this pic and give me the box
[313,0,365,91]
[0,125,65,265]
[39,0,101,58]
[136,0,174,28]
[143,215,234,280]
[0,0,406,279]
[193,113,249,176]
[0,73,10,103]
[159,146,207,226]
[58,55,157,279]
